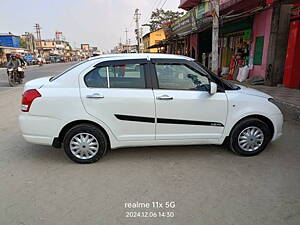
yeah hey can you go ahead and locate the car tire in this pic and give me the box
[229,118,272,156]
[63,124,108,163]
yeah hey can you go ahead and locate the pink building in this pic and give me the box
[249,9,273,78]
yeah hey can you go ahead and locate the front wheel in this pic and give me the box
[63,124,108,163]
[229,118,272,156]
[8,73,15,87]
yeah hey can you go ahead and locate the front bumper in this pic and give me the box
[269,113,283,141]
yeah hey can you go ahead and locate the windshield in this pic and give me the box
[194,61,240,90]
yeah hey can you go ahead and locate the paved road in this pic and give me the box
[0,62,76,90]
[0,63,299,225]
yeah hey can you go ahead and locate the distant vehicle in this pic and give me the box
[44,57,51,64]
[19,54,283,163]
[23,55,34,65]
[7,67,23,86]
[30,58,38,65]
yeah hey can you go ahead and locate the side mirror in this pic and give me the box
[209,82,217,95]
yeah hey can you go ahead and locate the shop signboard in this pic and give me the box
[170,10,197,36]
[196,17,213,31]
[195,2,209,19]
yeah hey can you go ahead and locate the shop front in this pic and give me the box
[189,1,210,61]
[219,17,253,79]
[198,30,212,69]
[166,8,197,56]
[283,3,300,89]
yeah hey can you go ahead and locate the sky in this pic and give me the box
[0,0,183,52]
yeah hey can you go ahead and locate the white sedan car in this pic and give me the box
[19,54,283,163]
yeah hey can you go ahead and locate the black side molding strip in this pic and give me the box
[115,114,224,127]
[115,114,155,123]
[157,118,224,127]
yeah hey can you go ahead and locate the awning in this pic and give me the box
[179,0,200,10]
[148,41,168,49]
[220,0,263,15]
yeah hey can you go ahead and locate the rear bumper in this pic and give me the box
[19,113,60,146]
[22,134,54,146]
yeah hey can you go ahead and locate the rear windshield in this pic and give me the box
[49,61,88,82]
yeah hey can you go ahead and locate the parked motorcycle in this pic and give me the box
[7,67,23,87]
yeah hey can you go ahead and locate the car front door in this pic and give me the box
[151,59,228,140]
[80,59,155,141]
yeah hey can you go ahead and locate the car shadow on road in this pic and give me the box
[103,145,231,162]
[19,143,230,164]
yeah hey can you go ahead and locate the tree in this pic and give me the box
[148,9,184,32]
[20,37,27,49]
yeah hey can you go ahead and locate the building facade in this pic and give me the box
[0,33,25,66]
[0,33,21,48]
[163,0,299,88]
[142,28,166,53]
[21,32,36,53]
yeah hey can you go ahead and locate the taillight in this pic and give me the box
[21,89,41,112]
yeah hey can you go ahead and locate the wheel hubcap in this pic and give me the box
[238,126,264,152]
[70,133,99,160]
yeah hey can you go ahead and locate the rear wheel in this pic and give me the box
[18,72,24,84]
[63,124,108,163]
[229,118,272,156]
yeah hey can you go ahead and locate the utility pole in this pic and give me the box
[125,28,129,46]
[24,32,29,51]
[34,23,42,56]
[211,0,219,74]
[140,27,144,53]
[128,39,131,53]
[134,9,141,53]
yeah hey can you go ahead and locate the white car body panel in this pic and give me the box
[19,54,283,150]
[80,88,156,141]
[153,90,228,140]
[222,88,283,142]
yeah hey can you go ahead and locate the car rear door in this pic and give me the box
[151,59,228,141]
[80,59,155,141]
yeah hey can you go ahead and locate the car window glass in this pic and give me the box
[84,67,108,88]
[155,63,209,91]
[108,64,145,89]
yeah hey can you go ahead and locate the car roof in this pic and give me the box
[87,53,194,62]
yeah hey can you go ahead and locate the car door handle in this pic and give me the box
[156,95,173,100]
[86,93,104,99]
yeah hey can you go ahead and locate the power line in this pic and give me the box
[143,0,162,24]
[160,0,169,10]
[144,0,169,25]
